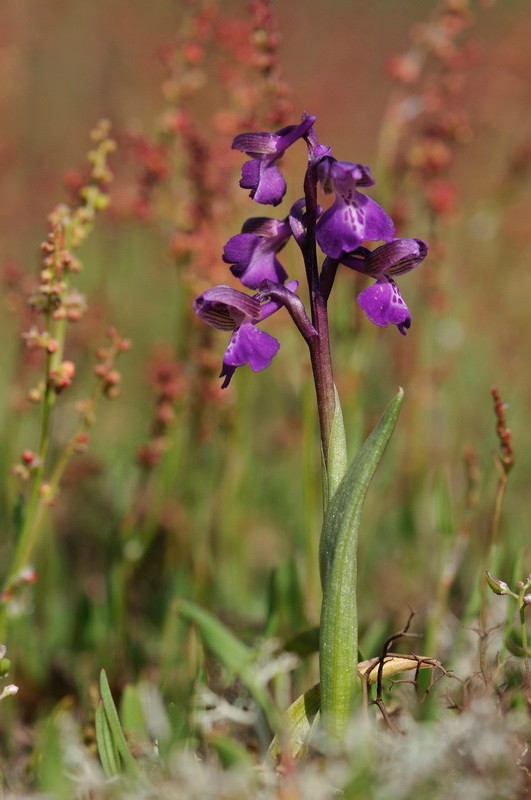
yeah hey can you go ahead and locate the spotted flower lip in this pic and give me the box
[220,323,280,388]
[316,160,395,258]
[357,278,412,335]
[222,217,291,289]
[232,115,316,206]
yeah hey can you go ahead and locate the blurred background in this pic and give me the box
[0,0,529,730]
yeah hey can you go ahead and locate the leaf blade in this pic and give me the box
[319,389,404,739]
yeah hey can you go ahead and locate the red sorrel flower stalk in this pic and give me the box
[0,123,130,640]
[113,0,294,446]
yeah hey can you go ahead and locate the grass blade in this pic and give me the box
[95,699,122,778]
[98,669,140,776]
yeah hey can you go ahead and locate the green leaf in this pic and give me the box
[177,599,283,734]
[324,385,348,507]
[268,683,321,763]
[319,388,404,740]
[98,669,140,776]
[95,700,122,778]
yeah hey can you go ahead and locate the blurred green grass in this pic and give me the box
[0,0,529,785]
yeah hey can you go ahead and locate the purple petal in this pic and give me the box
[316,157,337,194]
[316,201,365,257]
[363,238,428,277]
[219,363,237,389]
[240,158,261,191]
[272,115,316,156]
[288,199,307,245]
[357,278,411,334]
[233,116,315,158]
[253,162,287,206]
[193,285,261,330]
[310,143,333,166]
[240,217,288,236]
[223,233,258,267]
[220,322,280,386]
[239,158,286,206]
[223,219,290,289]
[232,132,280,155]
[231,246,287,288]
[318,160,375,194]
[359,194,396,243]
[316,193,395,258]
[337,251,367,274]
[289,199,324,246]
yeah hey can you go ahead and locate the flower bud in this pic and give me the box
[0,684,18,701]
[485,571,514,596]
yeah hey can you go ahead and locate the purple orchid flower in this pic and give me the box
[193,282,298,388]
[340,238,428,335]
[222,217,291,289]
[232,115,316,206]
[316,160,395,258]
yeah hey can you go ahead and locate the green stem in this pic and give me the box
[520,603,528,675]
[518,577,530,675]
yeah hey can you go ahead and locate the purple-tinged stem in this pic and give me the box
[303,162,336,465]
[255,281,317,342]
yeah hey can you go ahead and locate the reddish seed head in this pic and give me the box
[21,450,36,465]
[385,54,421,85]
[491,387,515,474]
[62,361,75,379]
[427,180,458,216]
[27,388,42,404]
[183,42,203,65]
[105,370,121,386]
[49,361,76,391]
[156,401,176,426]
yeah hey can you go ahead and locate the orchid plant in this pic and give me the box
[192,112,428,744]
